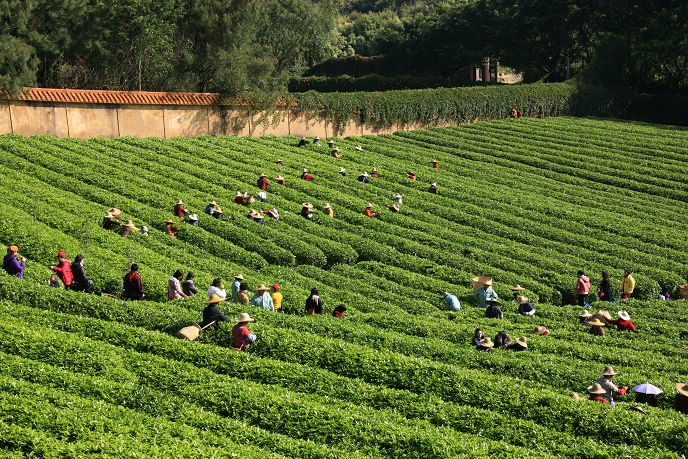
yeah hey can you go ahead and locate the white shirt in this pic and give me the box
[208,285,227,299]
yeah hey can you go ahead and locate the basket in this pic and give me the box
[177,323,202,341]
[472,276,492,293]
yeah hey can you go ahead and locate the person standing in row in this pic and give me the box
[443,291,461,312]
[209,278,227,299]
[574,270,590,306]
[123,264,144,300]
[598,270,613,302]
[364,203,375,218]
[232,313,257,351]
[301,202,314,219]
[102,210,121,230]
[71,255,92,293]
[168,270,187,300]
[621,269,635,300]
[202,294,229,328]
[332,304,347,318]
[323,203,334,218]
[3,245,25,279]
[205,200,217,215]
[229,274,243,301]
[594,366,627,406]
[271,284,283,313]
[237,283,250,305]
[174,200,187,218]
[51,251,73,289]
[257,173,270,191]
[182,272,197,297]
[485,299,503,319]
[475,279,498,307]
[251,284,274,311]
[306,287,323,315]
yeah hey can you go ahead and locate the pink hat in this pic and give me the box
[55,251,67,258]
[272,284,280,291]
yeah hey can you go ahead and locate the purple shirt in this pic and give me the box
[3,253,25,279]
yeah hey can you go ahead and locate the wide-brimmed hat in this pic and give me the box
[601,366,617,376]
[275,175,284,181]
[618,310,631,321]
[518,296,529,304]
[236,191,243,197]
[488,298,501,305]
[272,284,280,291]
[587,383,606,395]
[248,209,262,219]
[122,220,138,228]
[300,136,306,140]
[430,159,439,163]
[235,312,254,323]
[333,147,339,151]
[188,214,198,221]
[209,200,217,205]
[431,182,437,186]
[55,251,67,258]
[8,245,18,253]
[676,383,688,397]
[327,139,334,144]
[338,167,346,173]
[532,325,549,335]
[323,203,332,209]
[104,211,115,218]
[366,203,373,208]
[165,219,175,224]
[361,171,369,177]
[393,193,403,199]
[275,159,283,163]
[389,204,400,212]
[303,168,308,173]
[510,284,525,291]
[587,318,606,327]
[515,336,528,347]
[176,199,183,205]
[214,207,223,214]
[302,202,313,209]
[482,279,493,286]
[479,337,494,348]
[355,145,363,151]
[570,392,585,401]
[205,293,226,304]
[314,136,320,140]
[579,309,592,318]
[234,274,244,280]
[108,208,122,216]
[259,172,267,178]
[372,167,378,172]
[256,284,268,291]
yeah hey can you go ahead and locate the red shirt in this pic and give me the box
[575,276,590,294]
[235,196,244,205]
[432,163,440,169]
[607,318,636,331]
[174,204,186,218]
[589,395,609,404]
[301,173,314,181]
[257,177,270,190]
[364,208,375,218]
[407,173,416,180]
[232,323,252,350]
[52,260,73,286]
[333,310,344,318]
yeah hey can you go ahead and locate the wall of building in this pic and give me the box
[0,99,445,139]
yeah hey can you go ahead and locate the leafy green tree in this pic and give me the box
[0,0,38,96]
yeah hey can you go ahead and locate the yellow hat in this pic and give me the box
[205,293,226,304]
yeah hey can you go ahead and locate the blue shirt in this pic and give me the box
[204,205,215,215]
[444,294,461,311]
[475,287,498,307]
[231,280,241,302]
[250,292,274,311]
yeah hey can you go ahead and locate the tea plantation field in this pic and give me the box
[1,117,687,457]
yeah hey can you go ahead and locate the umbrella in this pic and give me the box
[632,383,663,395]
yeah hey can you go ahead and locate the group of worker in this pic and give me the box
[472,326,549,352]
[574,269,636,306]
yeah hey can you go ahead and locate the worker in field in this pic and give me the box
[587,383,609,404]
[49,274,60,288]
[173,199,187,218]
[257,173,270,191]
[297,136,308,147]
[168,269,187,300]
[388,203,400,213]
[164,219,180,237]
[597,270,613,302]
[201,294,229,328]
[185,214,199,226]
[407,172,417,180]
[118,220,139,237]
[587,317,606,336]
[332,304,347,318]
[306,287,323,314]
[675,384,688,414]
[276,159,283,166]
[258,191,267,203]
[574,270,590,306]
[494,331,512,348]
[472,329,486,347]
[275,175,286,186]
[393,193,403,204]
[251,284,274,311]
[510,284,525,301]
[51,251,73,289]
[358,171,370,183]
[205,200,217,215]
[237,282,250,305]
[594,366,628,406]
[247,209,264,224]
[123,264,145,300]
[443,291,461,312]
[235,191,245,205]
[532,325,550,336]
[323,203,334,218]
[327,139,334,148]
[271,284,283,313]
[230,274,243,301]
[3,245,25,279]
[313,136,321,146]
[301,168,315,181]
[430,160,440,169]
[332,147,342,159]
[506,336,529,351]
[370,167,379,178]
[102,210,121,230]
[578,309,592,324]
[606,311,636,331]
[232,312,257,351]
[428,182,439,194]
[475,278,498,307]
[263,208,280,221]
[182,272,198,297]
[213,206,224,219]
[338,167,347,177]
[209,277,227,300]
[355,145,363,152]
[476,337,494,353]
[516,295,535,316]
[364,203,376,218]
[301,202,314,219]
[485,299,503,319]
[621,269,635,300]
[71,254,93,293]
